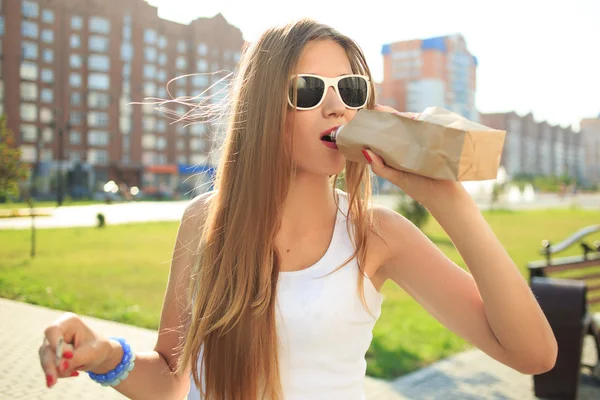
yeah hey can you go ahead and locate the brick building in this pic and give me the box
[580,116,600,187]
[0,0,244,199]
[480,112,587,184]
[380,33,478,121]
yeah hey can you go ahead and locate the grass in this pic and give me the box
[1,208,599,379]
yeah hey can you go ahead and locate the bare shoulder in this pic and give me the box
[370,203,416,242]
[177,190,218,242]
[366,203,420,275]
[182,190,217,223]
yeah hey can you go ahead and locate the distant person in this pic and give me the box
[38,19,557,399]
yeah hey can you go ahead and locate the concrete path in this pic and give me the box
[2,298,599,399]
[1,193,598,230]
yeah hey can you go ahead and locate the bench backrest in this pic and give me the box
[527,225,600,306]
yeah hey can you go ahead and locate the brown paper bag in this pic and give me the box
[335,107,506,181]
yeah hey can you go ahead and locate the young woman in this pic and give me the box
[38,18,557,400]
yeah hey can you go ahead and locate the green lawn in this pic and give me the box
[1,208,598,379]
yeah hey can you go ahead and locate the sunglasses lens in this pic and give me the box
[290,76,325,109]
[338,76,368,108]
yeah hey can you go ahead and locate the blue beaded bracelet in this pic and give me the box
[88,337,136,387]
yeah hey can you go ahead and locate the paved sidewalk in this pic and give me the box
[1,298,599,399]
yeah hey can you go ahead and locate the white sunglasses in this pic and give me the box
[288,74,370,111]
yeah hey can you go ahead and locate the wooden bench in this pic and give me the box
[527,224,600,400]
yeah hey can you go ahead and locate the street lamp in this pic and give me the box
[50,118,72,206]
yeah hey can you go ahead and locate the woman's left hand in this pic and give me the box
[364,105,468,208]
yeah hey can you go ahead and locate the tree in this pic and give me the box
[0,115,27,202]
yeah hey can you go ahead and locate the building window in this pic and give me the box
[176,56,187,70]
[190,124,205,136]
[144,29,157,44]
[20,62,38,80]
[88,92,110,108]
[88,130,109,146]
[157,120,166,133]
[89,36,109,53]
[41,68,53,83]
[157,69,166,82]
[123,25,132,41]
[88,112,109,128]
[40,108,52,123]
[142,117,156,131]
[88,149,108,165]
[20,82,38,101]
[70,92,81,106]
[144,64,156,80]
[143,82,156,97]
[197,60,208,72]
[70,54,82,69]
[42,9,54,24]
[89,16,110,34]
[22,41,38,60]
[123,63,131,79]
[192,74,208,87]
[20,103,37,122]
[22,1,39,18]
[0,16,4,36]
[70,112,82,126]
[41,88,53,103]
[42,49,53,64]
[69,152,81,163]
[142,134,156,149]
[70,34,80,49]
[88,73,110,90]
[156,137,166,150]
[70,73,82,87]
[120,116,131,133]
[41,29,53,43]
[158,36,167,49]
[121,43,133,61]
[144,47,157,62]
[20,146,36,162]
[70,131,81,145]
[71,16,83,30]
[88,54,110,71]
[21,124,38,142]
[158,53,167,66]
[177,40,186,53]
[197,43,208,56]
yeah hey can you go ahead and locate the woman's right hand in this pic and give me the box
[39,312,116,388]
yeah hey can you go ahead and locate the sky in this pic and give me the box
[146,0,600,130]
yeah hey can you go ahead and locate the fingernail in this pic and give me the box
[362,149,372,163]
[63,351,73,359]
[70,371,79,377]
[62,360,69,371]
[46,374,53,388]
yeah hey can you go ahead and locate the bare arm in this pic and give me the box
[95,191,214,399]
[374,189,557,375]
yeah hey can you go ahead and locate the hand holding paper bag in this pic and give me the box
[335,106,506,182]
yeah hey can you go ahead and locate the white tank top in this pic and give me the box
[188,190,384,399]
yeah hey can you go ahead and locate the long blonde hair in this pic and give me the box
[177,18,377,399]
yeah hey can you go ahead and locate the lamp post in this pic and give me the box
[50,118,71,206]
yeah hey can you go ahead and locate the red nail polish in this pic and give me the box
[62,360,69,371]
[46,375,53,388]
[70,371,79,377]
[63,351,73,359]
[362,150,372,163]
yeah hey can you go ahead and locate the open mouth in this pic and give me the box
[320,126,339,142]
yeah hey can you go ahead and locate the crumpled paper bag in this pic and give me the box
[336,107,506,181]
